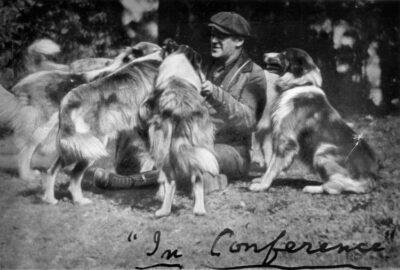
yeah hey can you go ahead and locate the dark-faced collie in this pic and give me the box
[148,43,219,217]
[250,48,378,194]
[41,50,162,205]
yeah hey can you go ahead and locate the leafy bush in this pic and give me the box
[0,0,131,85]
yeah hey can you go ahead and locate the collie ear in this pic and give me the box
[132,42,162,56]
[289,56,310,77]
[284,48,319,78]
[162,38,179,57]
[180,45,203,74]
[130,48,144,59]
[195,53,206,83]
[122,48,143,63]
[194,51,203,70]
[199,70,206,83]
[186,48,203,73]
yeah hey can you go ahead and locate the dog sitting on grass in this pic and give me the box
[250,48,378,194]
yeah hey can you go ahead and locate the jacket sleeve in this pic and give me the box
[207,71,266,133]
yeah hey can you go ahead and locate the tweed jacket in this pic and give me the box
[205,52,267,147]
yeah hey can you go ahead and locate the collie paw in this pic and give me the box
[155,209,170,218]
[302,185,324,194]
[193,208,206,216]
[74,197,93,205]
[249,182,268,192]
[251,177,262,184]
[42,195,58,205]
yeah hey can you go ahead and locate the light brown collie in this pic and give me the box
[148,43,219,217]
[42,50,162,205]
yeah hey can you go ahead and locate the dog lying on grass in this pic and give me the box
[250,48,378,194]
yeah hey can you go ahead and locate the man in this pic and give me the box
[202,11,267,181]
[90,11,267,191]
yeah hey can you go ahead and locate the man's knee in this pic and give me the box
[215,144,250,179]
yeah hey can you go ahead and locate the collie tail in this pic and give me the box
[58,133,108,161]
[173,145,219,177]
[0,85,21,127]
[148,117,219,176]
[58,93,108,161]
[28,39,61,56]
[26,39,68,73]
[148,116,173,167]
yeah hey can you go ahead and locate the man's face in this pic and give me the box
[210,30,242,61]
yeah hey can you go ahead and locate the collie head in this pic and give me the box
[132,42,161,57]
[264,48,322,91]
[120,42,163,67]
[119,42,162,64]
[157,42,204,92]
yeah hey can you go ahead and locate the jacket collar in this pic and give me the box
[219,51,252,90]
[234,51,253,73]
[206,50,253,88]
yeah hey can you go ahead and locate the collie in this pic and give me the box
[148,42,219,217]
[0,42,160,181]
[250,48,378,194]
[41,49,162,204]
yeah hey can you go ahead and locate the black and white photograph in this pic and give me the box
[0,0,399,269]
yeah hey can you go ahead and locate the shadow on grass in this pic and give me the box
[18,182,75,204]
[16,171,189,213]
[17,172,321,211]
[236,177,322,193]
[271,177,321,189]
[82,177,190,212]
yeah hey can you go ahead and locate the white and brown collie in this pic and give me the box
[41,48,163,205]
[0,42,160,181]
[250,48,378,194]
[147,42,219,217]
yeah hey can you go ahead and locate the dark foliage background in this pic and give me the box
[0,0,399,114]
[159,0,400,115]
[0,0,130,88]
[0,0,130,57]
[0,2,399,268]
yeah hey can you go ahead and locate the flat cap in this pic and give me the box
[208,11,251,37]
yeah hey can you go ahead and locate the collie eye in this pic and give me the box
[123,54,135,63]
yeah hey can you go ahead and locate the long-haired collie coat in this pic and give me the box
[0,42,160,181]
[250,48,378,194]
[148,44,219,217]
[42,50,162,205]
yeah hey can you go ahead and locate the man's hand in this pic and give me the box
[201,80,214,99]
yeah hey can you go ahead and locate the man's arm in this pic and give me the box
[202,72,266,133]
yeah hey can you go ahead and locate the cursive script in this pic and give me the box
[207,228,384,270]
[128,231,183,269]
[128,228,384,270]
